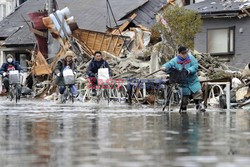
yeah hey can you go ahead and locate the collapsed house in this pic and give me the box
[0,0,178,95]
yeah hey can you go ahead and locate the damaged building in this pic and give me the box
[0,0,185,94]
[0,0,215,100]
[0,0,172,66]
[0,0,202,67]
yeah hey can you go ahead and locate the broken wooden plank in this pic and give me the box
[32,51,52,76]
[99,34,105,51]
[30,28,48,38]
[92,33,97,49]
[111,13,137,35]
[112,37,119,53]
[107,35,113,52]
[73,29,129,56]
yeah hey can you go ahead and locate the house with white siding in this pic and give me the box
[0,0,26,21]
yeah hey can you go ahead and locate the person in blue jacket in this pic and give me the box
[0,54,23,93]
[87,51,112,96]
[161,46,205,112]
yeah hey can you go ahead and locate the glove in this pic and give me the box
[182,68,190,75]
[3,72,7,77]
[56,73,60,77]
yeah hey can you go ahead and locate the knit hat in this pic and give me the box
[178,46,187,54]
[6,54,14,59]
[62,50,75,59]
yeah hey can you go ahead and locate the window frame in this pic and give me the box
[206,26,235,56]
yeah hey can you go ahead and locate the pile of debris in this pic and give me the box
[194,52,239,81]
[22,4,250,109]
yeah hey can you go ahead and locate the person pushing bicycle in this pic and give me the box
[161,46,205,113]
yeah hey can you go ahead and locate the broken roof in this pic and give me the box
[4,25,36,45]
[133,0,167,28]
[185,0,250,17]
[0,0,167,46]
[58,0,148,32]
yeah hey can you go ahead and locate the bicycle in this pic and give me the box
[60,85,75,103]
[162,83,182,111]
[60,69,77,104]
[111,83,128,103]
[155,79,182,111]
[8,70,22,103]
[96,85,110,104]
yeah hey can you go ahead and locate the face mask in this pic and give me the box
[7,58,13,63]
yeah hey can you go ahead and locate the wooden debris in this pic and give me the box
[32,51,52,76]
[111,13,137,35]
[73,29,130,56]
[236,87,249,101]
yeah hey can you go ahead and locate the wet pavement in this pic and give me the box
[0,98,250,167]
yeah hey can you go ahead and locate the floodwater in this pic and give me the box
[0,98,250,167]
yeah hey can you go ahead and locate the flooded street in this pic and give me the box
[1,98,250,167]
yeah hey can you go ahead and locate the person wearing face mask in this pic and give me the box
[0,54,23,93]
[54,50,79,98]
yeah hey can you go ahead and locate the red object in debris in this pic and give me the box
[28,12,48,30]
[28,11,48,58]
[35,35,48,59]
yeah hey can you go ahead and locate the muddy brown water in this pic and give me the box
[0,98,250,167]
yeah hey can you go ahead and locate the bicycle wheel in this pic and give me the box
[118,85,127,103]
[96,89,102,103]
[9,86,14,101]
[173,86,182,105]
[61,88,68,104]
[163,85,173,111]
[156,85,165,105]
[15,86,19,103]
[104,89,110,104]
[71,88,74,104]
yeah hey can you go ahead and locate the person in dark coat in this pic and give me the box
[87,51,112,95]
[54,50,78,97]
[0,54,23,93]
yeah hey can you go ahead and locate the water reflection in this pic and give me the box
[0,100,250,167]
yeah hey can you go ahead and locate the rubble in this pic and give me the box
[13,3,250,109]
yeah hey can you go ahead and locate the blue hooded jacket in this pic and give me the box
[162,54,201,96]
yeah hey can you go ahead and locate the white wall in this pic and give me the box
[0,50,3,65]
[0,0,20,21]
[194,0,204,3]
[0,50,3,92]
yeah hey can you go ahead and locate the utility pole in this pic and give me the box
[47,0,60,62]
